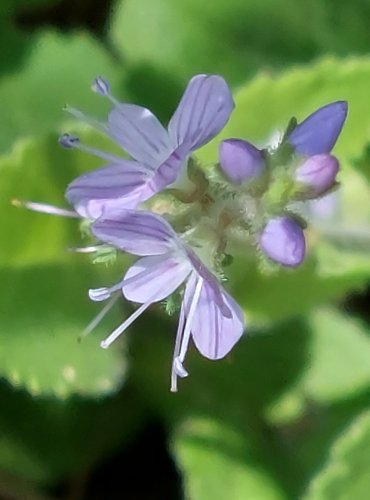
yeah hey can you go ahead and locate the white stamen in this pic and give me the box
[89,282,122,302]
[79,295,119,340]
[68,245,101,254]
[171,302,185,392]
[100,300,152,349]
[170,276,203,392]
[12,199,79,218]
[179,277,203,362]
[174,358,188,378]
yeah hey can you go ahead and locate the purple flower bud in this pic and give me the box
[259,216,306,267]
[58,133,80,149]
[218,139,265,184]
[288,101,348,155]
[294,154,339,197]
[91,76,110,96]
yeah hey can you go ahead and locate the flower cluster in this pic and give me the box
[22,74,347,391]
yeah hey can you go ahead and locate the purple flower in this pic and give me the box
[288,101,348,156]
[218,139,265,184]
[259,216,306,267]
[89,210,245,391]
[294,154,339,197]
[64,75,234,219]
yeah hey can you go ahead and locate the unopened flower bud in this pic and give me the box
[219,139,265,184]
[294,154,339,198]
[259,216,306,267]
[288,101,348,155]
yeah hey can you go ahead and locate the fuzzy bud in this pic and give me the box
[259,216,306,267]
[294,154,339,198]
[219,139,265,184]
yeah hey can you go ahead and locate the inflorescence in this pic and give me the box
[18,74,348,391]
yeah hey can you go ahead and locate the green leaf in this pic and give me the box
[0,0,59,74]
[0,264,126,397]
[0,131,118,268]
[172,416,287,500]
[110,0,370,97]
[267,309,370,423]
[0,31,123,152]
[304,410,370,500]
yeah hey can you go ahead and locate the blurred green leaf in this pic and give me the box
[110,0,370,105]
[304,410,370,500]
[0,0,59,74]
[0,130,120,267]
[0,263,126,396]
[172,416,287,500]
[0,30,123,152]
[267,309,370,423]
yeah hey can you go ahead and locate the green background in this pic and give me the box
[2,0,370,498]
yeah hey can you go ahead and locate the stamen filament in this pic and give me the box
[79,294,119,341]
[179,277,203,362]
[100,301,152,349]
[171,276,203,392]
[64,106,109,134]
[171,303,186,392]
[12,199,79,218]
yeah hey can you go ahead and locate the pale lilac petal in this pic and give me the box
[122,254,192,303]
[219,139,265,184]
[108,104,172,168]
[288,101,348,155]
[168,74,234,150]
[91,210,179,256]
[185,279,245,360]
[65,162,152,219]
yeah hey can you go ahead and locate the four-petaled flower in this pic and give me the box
[89,210,245,392]
[63,74,234,220]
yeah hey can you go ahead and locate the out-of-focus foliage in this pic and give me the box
[0,32,123,153]
[304,411,370,499]
[110,0,370,102]
[1,0,370,498]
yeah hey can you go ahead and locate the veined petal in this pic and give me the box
[108,103,172,168]
[288,101,348,155]
[122,254,192,303]
[91,210,180,256]
[147,142,190,193]
[185,279,245,360]
[65,162,151,219]
[168,74,234,150]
